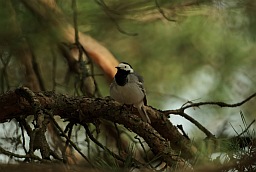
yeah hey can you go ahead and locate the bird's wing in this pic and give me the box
[130,73,147,105]
[135,73,144,83]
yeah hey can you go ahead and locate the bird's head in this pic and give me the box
[116,62,134,73]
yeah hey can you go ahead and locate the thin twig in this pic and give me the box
[0,145,42,161]
[62,122,74,163]
[114,123,122,156]
[83,123,143,168]
[163,92,256,115]
[72,0,101,98]
[236,120,255,138]
[176,112,215,138]
[80,44,102,97]
[177,125,189,140]
[31,50,46,91]
[72,0,83,62]
[18,120,28,154]
[95,0,138,36]
[155,0,176,22]
[134,135,149,160]
[84,124,125,162]
[163,94,256,138]
[47,112,94,166]
[163,93,256,116]
[85,125,91,159]
[134,135,152,168]
[181,93,256,110]
[0,53,11,91]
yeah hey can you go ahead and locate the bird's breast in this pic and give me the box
[110,83,144,105]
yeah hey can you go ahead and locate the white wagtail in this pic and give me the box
[110,62,151,123]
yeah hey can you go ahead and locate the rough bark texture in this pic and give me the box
[0,87,197,168]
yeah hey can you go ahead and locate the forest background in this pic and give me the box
[0,0,256,171]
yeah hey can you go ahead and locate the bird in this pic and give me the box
[110,62,151,123]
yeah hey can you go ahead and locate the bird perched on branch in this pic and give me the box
[110,62,151,123]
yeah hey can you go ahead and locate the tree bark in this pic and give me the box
[0,87,197,168]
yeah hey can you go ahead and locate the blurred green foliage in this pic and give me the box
[87,1,256,110]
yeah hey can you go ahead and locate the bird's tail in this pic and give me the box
[138,106,151,124]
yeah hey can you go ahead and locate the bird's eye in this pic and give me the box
[125,66,126,68]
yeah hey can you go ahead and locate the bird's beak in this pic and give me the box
[115,66,120,69]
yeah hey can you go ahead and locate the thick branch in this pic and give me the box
[0,87,195,168]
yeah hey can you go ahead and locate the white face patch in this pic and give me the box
[117,63,134,73]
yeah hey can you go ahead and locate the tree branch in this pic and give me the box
[0,145,43,162]
[0,87,194,168]
[162,93,256,138]
[163,93,256,114]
